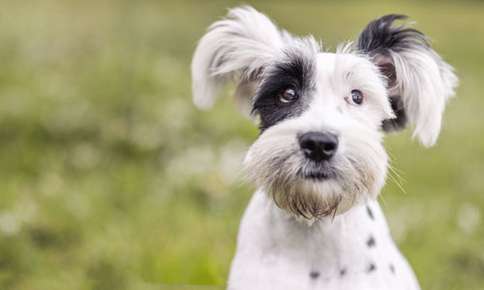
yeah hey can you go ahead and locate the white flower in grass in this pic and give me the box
[0,212,20,236]
[457,203,481,235]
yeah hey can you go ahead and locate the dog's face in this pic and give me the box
[245,52,391,218]
[191,7,457,219]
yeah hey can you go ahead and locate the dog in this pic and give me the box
[191,6,457,290]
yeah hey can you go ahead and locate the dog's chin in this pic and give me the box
[264,166,362,220]
[245,155,368,220]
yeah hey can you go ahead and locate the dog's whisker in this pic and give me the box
[387,165,407,195]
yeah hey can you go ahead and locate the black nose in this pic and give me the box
[298,132,339,162]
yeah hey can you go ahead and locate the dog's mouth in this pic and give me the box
[297,161,337,181]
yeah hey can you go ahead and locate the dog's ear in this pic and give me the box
[357,15,458,147]
[191,6,284,110]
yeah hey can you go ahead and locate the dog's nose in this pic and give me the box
[298,132,339,162]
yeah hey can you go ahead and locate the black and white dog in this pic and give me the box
[191,6,457,290]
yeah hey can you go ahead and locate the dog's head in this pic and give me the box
[191,6,457,219]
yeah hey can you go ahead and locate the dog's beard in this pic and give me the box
[244,125,388,220]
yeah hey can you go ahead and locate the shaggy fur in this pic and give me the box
[191,6,457,290]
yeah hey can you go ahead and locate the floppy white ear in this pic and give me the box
[191,6,284,110]
[357,15,458,147]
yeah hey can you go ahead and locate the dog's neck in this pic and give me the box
[235,190,398,278]
[230,189,420,289]
[241,189,386,239]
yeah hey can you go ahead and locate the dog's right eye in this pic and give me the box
[278,88,299,104]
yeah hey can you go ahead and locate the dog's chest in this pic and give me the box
[228,191,420,290]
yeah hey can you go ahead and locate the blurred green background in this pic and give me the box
[0,0,483,289]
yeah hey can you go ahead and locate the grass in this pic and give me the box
[0,0,483,289]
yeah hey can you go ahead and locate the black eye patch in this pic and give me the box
[252,52,315,131]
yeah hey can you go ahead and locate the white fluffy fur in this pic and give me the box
[388,49,457,146]
[191,6,284,109]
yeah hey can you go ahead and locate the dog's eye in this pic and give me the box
[350,89,364,105]
[278,88,299,104]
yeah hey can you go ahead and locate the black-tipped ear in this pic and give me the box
[358,14,428,55]
[357,14,457,147]
[358,15,425,134]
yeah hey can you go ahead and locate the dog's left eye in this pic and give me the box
[350,89,364,105]
[278,88,299,104]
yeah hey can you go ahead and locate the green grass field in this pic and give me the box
[0,0,483,289]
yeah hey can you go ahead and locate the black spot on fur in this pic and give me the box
[309,271,320,279]
[366,206,375,220]
[367,235,376,248]
[252,51,315,131]
[339,268,347,277]
[389,264,396,274]
[357,14,428,132]
[367,263,377,273]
